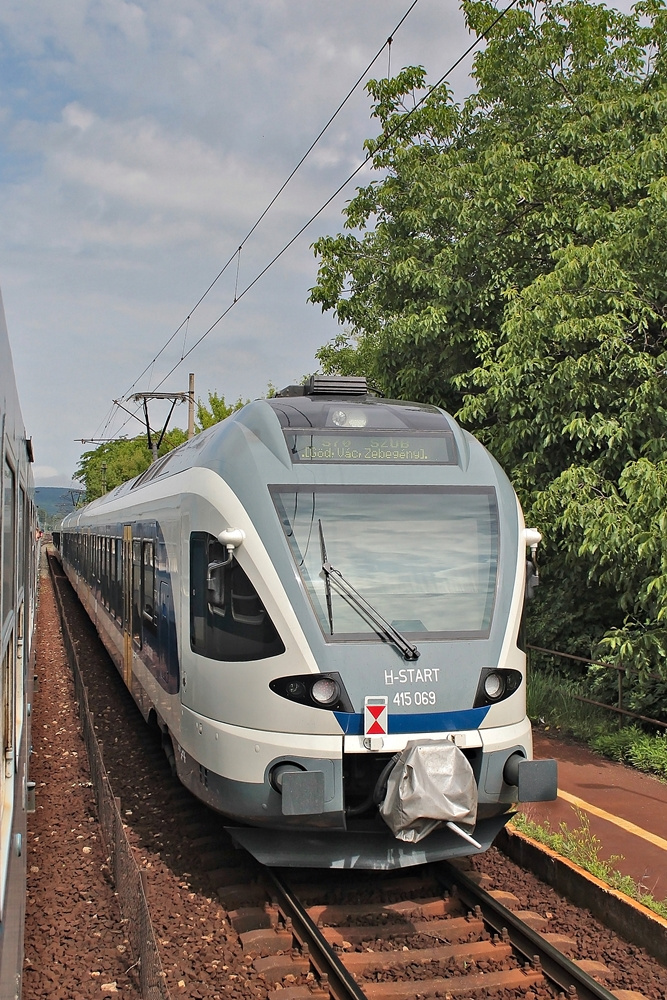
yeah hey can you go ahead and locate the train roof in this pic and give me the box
[0,285,33,478]
[64,377,486,523]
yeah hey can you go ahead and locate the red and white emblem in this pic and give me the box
[364,696,388,736]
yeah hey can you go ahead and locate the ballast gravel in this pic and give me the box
[25,549,667,1000]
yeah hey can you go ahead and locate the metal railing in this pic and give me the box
[527,644,667,731]
[49,555,171,1000]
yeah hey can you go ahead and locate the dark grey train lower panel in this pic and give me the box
[228,814,511,870]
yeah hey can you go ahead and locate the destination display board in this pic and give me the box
[285,432,456,464]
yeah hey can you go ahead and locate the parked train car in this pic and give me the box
[0,285,38,997]
[57,376,555,869]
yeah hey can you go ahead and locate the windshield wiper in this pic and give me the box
[318,520,334,635]
[318,525,419,660]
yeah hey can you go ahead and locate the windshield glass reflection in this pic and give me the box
[272,487,498,638]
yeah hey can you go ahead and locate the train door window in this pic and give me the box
[190,531,285,661]
[0,645,7,825]
[109,538,117,618]
[2,459,15,627]
[132,539,142,646]
[116,538,123,619]
[142,540,156,626]
[114,537,122,619]
[101,537,108,608]
[15,603,24,761]
[105,537,111,608]
[2,639,14,778]
[18,486,25,596]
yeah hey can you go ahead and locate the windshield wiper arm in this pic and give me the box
[318,520,334,635]
[321,557,420,661]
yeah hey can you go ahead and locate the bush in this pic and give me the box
[590,726,644,763]
[528,670,667,780]
[627,734,667,778]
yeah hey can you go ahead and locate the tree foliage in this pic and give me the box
[74,429,188,501]
[311,0,667,685]
[196,391,247,430]
[74,391,247,501]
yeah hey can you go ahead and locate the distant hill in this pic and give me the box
[35,487,84,527]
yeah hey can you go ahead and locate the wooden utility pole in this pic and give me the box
[188,373,195,439]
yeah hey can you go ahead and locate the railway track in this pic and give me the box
[42,549,667,1000]
[226,861,625,1000]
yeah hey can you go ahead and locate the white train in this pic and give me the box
[0,285,38,997]
[57,376,555,869]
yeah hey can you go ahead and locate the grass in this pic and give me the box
[510,809,667,920]
[527,669,667,780]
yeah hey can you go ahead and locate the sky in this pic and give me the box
[0,1,496,486]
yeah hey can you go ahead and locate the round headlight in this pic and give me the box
[311,677,340,706]
[331,409,347,426]
[483,672,505,700]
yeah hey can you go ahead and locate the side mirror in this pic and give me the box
[207,529,246,608]
[218,528,246,551]
[524,528,541,601]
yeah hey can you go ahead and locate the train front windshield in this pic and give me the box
[272,486,499,639]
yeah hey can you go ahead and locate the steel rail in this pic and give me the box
[265,867,367,1000]
[435,863,619,1000]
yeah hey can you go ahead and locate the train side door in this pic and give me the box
[123,525,133,686]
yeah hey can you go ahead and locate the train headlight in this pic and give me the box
[269,672,354,712]
[311,677,340,706]
[473,667,522,707]
[483,672,505,700]
[330,409,368,428]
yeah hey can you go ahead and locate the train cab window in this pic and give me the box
[190,531,285,661]
[142,540,156,626]
[273,485,499,640]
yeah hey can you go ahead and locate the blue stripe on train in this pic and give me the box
[333,706,490,736]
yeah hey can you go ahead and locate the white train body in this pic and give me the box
[0,286,38,997]
[58,378,555,869]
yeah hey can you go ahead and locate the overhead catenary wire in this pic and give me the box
[107,0,424,440]
[147,0,522,395]
[102,0,519,441]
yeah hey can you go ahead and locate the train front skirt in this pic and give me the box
[226,814,510,870]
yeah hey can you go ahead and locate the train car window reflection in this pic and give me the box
[2,640,14,777]
[190,531,284,661]
[2,459,16,626]
[231,572,265,625]
[132,539,142,647]
[142,540,156,625]
[206,539,226,613]
[18,487,25,595]
[109,538,116,618]
[272,486,498,640]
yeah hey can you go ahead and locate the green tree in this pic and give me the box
[74,391,250,502]
[196,391,247,430]
[74,429,188,502]
[311,0,667,683]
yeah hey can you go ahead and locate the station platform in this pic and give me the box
[526,731,667,903]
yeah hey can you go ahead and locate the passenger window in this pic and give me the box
[132,539,142,646]
[190,531,284,662]
[142,540,156,625]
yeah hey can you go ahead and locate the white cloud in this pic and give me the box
[0,0,479,484]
